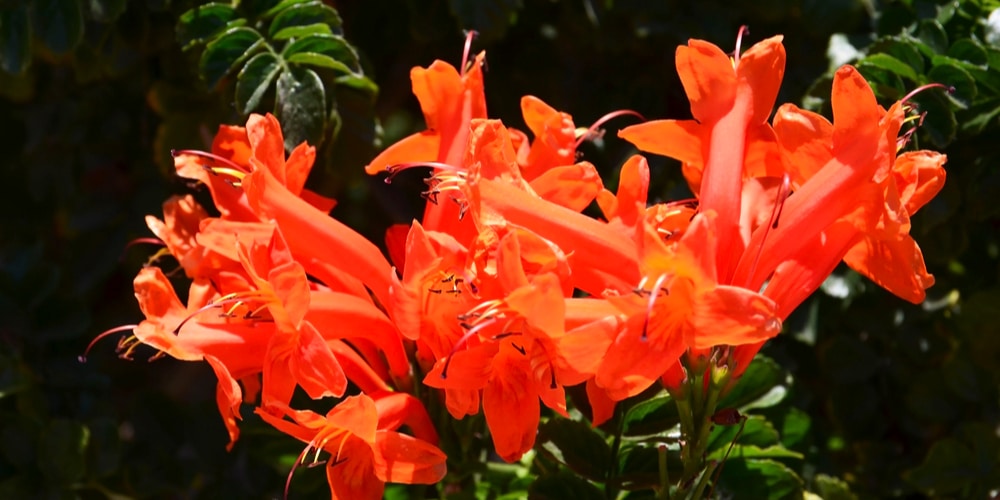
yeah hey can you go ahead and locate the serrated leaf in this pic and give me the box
[177,3,239,49]
[0,6,31,74]
[271,22,332,40]
[282,34,359,72]
[235,52,280,114]
[621,394,679,436]
[275,66,326,151]
[86,0,127,22]
[199,27,264,89]
[286,52,354,73]
[269,1,342,38]
[528,471,605,500]
[31,0,84,54]
[536,419,612,481]
[719,355,784,410]
[716,459,804,500]
[857,53,920,82]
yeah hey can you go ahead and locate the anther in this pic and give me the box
[79,324,138,363]
[576,109,646,149]
[460,30,479,77]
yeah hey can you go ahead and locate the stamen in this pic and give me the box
[79,324,138,363]
[171,149,248,174]
[171,293,274,334]
[441,316,501,379]
[511,343,526,355]
[744,174,791,289]
[460,30,479,77]
[574,110,646,149]
[384,162,465,184]
[900,83,953,107]
[284,442,313,500]
[641,273,671,341]
[733,25,750,67]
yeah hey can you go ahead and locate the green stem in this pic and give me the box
[605,404,626,499]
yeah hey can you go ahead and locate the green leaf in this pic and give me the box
[857,53,920,82]
[275,66,327,151]
[37,419,89,485]
[913,90,957,148]
[31,0,83,54]
[0,6,31,74]
[707,416,780,453]
[621,394,679,436]
[235,52,281,114]
[707,444,803,462]
[536,419,612,481]
[286,52,354,73]
[177,3,239,49]
[778,408,811,449]
[719,355,784,410]
[282,33,359,72]
[927,62,976,107]
[904,439,980,494]
[257,0,314,19]
[613,444,677,490]
[269,1,343,38]
[528,471,605,500]
[812,474,857,500]
[716,459,804,500]
[271,22,332,40]
[86,0,127,22]
[199,27,264,89]
[917,19,948,55]
[870,36,926,75]
[948,38,988,66]
[335,74,378,96]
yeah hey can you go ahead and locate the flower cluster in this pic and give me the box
[92,32,945,498]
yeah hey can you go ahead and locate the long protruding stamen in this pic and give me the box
[284,442,313,500]
[733,25,750,66]
[171,293,274,334]
[172,149,248,174]
[79,324,138,363]
[744,174,791,290]
[460,30,478,76]
[441,316,501,379]
[641,273,671,341]
[384,162,465,184]
[574,110,646,149]
[900,83,954,106]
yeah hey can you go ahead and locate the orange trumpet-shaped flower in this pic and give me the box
[258,394,446,500]
[620,35,786,282]
[596,212,781,400]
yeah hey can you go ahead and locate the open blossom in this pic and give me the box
[91,30,947,498]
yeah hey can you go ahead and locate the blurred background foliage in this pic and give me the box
[0,0,998,498]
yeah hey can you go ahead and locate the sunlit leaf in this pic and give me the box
[286,52,354,73]
[236,52,281,114]
[621,394,679,436]
[271,22,332,40]
[282,33,359,72]
[275,66,326,151]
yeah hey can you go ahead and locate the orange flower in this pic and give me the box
[258,394,446,500]
[619,35,786,282]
